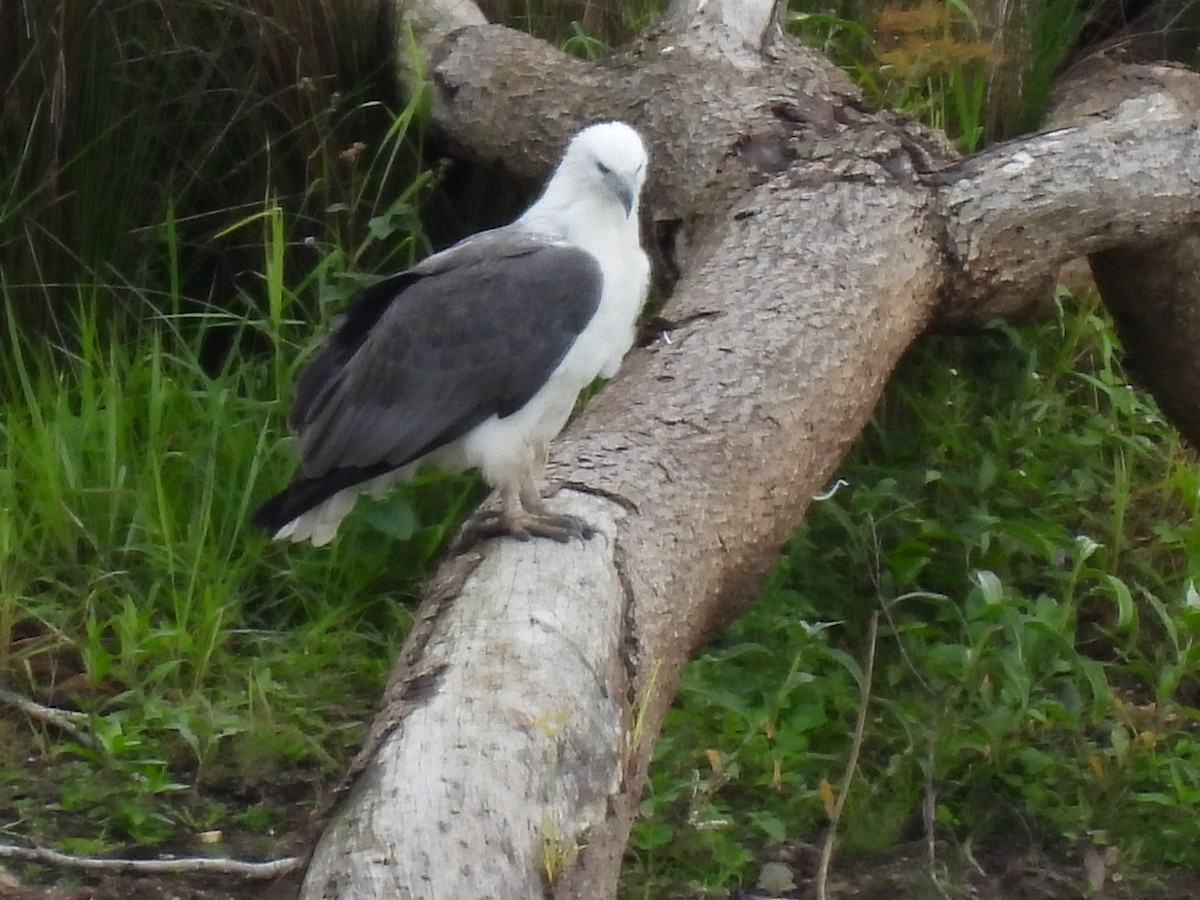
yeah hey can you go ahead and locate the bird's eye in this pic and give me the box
[596,162,611,175]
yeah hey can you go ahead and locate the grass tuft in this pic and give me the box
[0,0,419,343]
[0,60,451,849]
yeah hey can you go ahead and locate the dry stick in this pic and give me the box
[814,610,880,900]
[863,520,952,895]
[0,685,95,749]
[0,689,299,881]
[923,737,953,900]
[0,843,300,880]
[924,736,938,871]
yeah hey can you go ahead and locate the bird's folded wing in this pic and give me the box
[291,236,604,480]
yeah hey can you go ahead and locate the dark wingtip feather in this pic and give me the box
[250,463,396,534]
[249,489,298,533]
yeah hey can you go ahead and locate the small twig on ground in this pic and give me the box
[0,843,300,880]
[962,836,988,878]
[815,610,879,900]
[924,736,938,869]
[0,685,95,748]
[922,738,952,900]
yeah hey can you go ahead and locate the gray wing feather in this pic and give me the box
[292,233,603,479]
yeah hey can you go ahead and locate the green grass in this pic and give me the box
[0,0,419,343]
[1,290,417,847]
[0,78,461,848]
[788,0,1093,148]
[0,0,639,860]
[0,296,484,850]
[624,291,1200,895]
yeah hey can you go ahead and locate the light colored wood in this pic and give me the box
[305,495,627,899]
[938,63,1200,326]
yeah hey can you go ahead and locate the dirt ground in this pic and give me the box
[4,839,1200,900]
[771,840,1200,900]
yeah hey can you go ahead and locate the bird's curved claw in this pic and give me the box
[455,509,596,551]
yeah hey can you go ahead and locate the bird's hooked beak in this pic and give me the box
[604,170,637,218]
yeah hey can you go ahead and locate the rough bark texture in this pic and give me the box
[305,496,628,899]
[396,0,860,219]
[1043,58,1200,448]
[1089,235,1200,447]
[935,59,1200,328]
[300,4,1200,898]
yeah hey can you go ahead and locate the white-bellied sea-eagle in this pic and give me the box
[251,121,650,546]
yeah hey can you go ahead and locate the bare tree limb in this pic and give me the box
[0,844,298,880]
[663,0,783,68]
[390,0,856,219]
[0,684,94,749]
[934,62,1200,327]
[1045,59,1200,446]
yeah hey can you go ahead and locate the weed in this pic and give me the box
[789,0,1093,147]
[0,77,448,849]
[626,291,1200,893]
[540,810,583,886]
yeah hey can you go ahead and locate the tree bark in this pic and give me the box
[1043,57,1200,448]
[1089,234,1200,447]
[300,4,1200,898]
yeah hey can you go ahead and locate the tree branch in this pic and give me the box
[933,62,1200,328]
[0,844,298,880]
[1045,59,1200,446]
[0,684,94,749]
[663,0,783,68]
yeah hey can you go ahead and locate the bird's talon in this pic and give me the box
[530,513,595,543]
[456,508,595,549]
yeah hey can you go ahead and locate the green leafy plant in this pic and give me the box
[626,290,1200,894]
[563,21,611,59]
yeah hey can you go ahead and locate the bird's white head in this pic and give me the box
[564,121,648,218]
[536,121,649,222]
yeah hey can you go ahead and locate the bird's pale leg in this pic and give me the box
[530,440,552,498]
[525,440,577,503]
[499,458,592,542]
[517,462,548,515]
[457,455,595,547]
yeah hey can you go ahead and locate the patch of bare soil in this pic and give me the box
[747,839,1200,900]
[6,839,1200,900]
[0,873,298,900]
[2,877,199,900]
